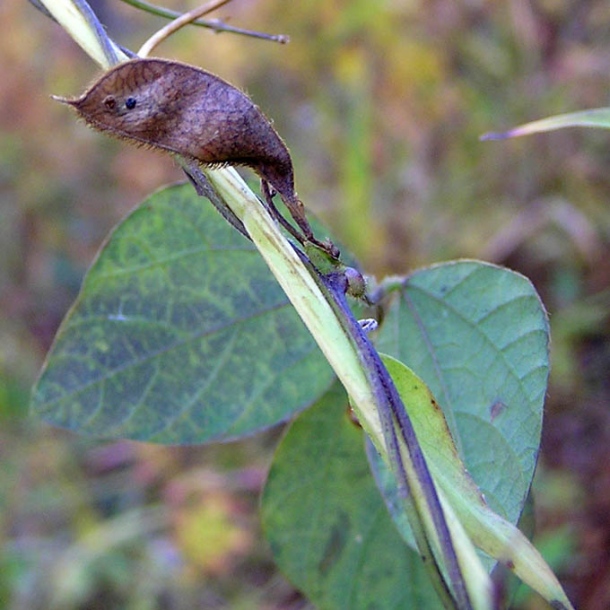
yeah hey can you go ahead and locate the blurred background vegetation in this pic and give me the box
[2,0,610,607]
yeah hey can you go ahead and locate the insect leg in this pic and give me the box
[260,180,312,246]
[261,182,340,259]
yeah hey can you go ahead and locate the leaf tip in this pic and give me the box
[479,130,515,141]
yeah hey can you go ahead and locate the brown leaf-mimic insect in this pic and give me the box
[55,58,338,257]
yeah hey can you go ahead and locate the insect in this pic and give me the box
[54,58,338,258]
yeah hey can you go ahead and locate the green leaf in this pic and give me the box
[376,261,549,525]
[481,107,610,140]
[366,356,487,554]
[31,183,334,444]
[261,382,442,610]
[370,356,573,610]
[262,262,573,610]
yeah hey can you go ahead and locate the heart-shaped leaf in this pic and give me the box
[262,261,573,610]
[31,183,334,443]
[261,383,442,609]
[375,261,549,524]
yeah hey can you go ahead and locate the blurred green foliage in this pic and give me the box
[3,0,610,607]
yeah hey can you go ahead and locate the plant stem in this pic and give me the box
[120,0,288,43]
[138,0,234,57]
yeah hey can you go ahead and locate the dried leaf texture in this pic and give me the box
[62,58,296,208]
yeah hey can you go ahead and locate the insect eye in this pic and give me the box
[125,97,137,110]
[103,95,117,110]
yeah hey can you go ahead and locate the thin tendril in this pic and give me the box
[138,0,233,57]
[120,0,289,44]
